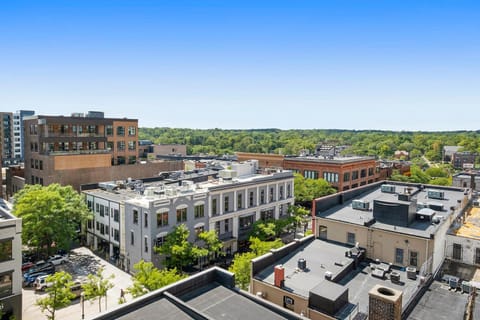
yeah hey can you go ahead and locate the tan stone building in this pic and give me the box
[312,182,470,275]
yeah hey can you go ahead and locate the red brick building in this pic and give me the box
[23,112,182,191]
[236,152,380,191]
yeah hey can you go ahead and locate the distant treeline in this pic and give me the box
[139,128,480,163]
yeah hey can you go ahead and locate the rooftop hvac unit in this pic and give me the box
[406,267,417,280]
[462,281,472,294]
[352,199,370,211]
[417,202,428,210]
[325,271,333,281]
[298,258,307,270]
[390,272,401,283]
[381,184,396,193]
[428,190,445,200]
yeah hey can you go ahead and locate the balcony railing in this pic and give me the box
[45,149,111,155]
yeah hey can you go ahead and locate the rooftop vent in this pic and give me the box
[427,189,445,200]
[381,184,396,193]
[298,258,307,270]
[352,199,370,211]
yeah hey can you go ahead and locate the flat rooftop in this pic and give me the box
[94,267,303,320]
[406,281,479,320]
[285,155,375,164]
[450,206,480,240]
[317,185,467,238]
[255,239,420,316]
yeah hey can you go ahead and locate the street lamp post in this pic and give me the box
[81,292,85,319]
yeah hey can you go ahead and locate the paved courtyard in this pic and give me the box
[22,247,133,320]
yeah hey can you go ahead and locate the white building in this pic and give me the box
[0,204,22,320]
[84,161,295,272]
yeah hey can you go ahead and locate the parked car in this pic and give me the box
[22,262,35,272]
[70,281,83,299]
[23,272,49,287]
[34,275,53,291]
[48,254,68,266]
[24,262,55,278]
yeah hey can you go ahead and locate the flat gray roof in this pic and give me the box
[285,155,375,164]
[255,240,354,298]
[406,281,477,320]
[255,239,422,316]
[116,298,194,320]
[317,186,467,238]
[180,282,289,320]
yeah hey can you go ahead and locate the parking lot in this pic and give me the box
[23,247,133,320]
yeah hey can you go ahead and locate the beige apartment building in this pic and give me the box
[312,182,470,275]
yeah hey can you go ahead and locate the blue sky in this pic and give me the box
[1,0,479,130]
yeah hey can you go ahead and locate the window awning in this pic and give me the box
[156,231,168,238]
[194,222,205,229]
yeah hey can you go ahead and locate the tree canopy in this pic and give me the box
[36,271,76,320]
[294,174,336,207]
[81,267,115,312]
[12,184,91,256]
[128,260,185,298]
[139,128,480,166]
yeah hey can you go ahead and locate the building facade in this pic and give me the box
[84,161,294,272]
[125,161,294,271]
[0,205,22,320]
[236,152,380,191]
[23,112,182,191]
[0,112,13,167]
[312,182,470,276]
[12,110,35,163]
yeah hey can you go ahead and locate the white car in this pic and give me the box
[34,275,52,291]
[47,254,67,266]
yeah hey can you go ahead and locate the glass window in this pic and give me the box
[453,243,462,260]
[128,141,136,150]
[260,190,265,204]
[0,272,13,298]
[343,172,350,182]
[113,209,119,222]
[368,167,374,176]
[240,215,254,229]
[225,219,230,232]
[133,210,139,224]
[128,126,136,136]
[130,231,134,245]
[195,225,204,238]
[105,125,113,136]
[249,191,255,207]
[144,212,148,228]
[155,236,166,247]
[194,205,205,218]
[157,211,169,227]
[347,232,356,245]
[176,207,187,223]
[212,198,217,215]
[395,248,404,264]
[224,196,229,212]
[304,170,319,179]
[409,251,418,267]
[215,221,220,234]
[352,171,359,180]
[279,186,284,199]
[117,141,125,151]
[361,169,367,178]
[0,240,12,262]
[117,126,125,136]
[144,236,148,253]
[237,193,242,209]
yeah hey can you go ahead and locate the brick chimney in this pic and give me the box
[274,265,285,287]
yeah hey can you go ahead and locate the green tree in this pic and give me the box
[197,230,224,264]
[228,252,256,290]
[289,205,311,234]
[250,220,277,241]
[81,267,114,312]
[249,236,284,256]
[294,174,336,207]
[229,237,284,290]
[155,224,194,270]
[36,271,76,320]
[128,260,185,298]
[12,184,91,256]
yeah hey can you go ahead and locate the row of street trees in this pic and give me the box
[36,268,113,320]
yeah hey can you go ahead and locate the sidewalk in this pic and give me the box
[22,247,133,320]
